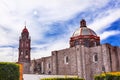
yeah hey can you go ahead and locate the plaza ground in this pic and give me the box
[23,74,77,80]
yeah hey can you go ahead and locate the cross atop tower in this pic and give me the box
[24,21,26,28]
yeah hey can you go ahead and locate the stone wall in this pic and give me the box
[51,51,58,75]
[43,56,52,74]
[117,47,120,70]
[30,44,120,80]
[55,48,78,75]
[21,62,30,74]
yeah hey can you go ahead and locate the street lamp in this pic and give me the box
[102,65,106,74]
[102,65,107,79]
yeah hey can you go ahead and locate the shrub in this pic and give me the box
[0,62,19,80]
[94,72,120,80]
[41,77,84,80]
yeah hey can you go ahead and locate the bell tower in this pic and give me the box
[18,26,31,74]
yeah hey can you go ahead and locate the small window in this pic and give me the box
[94,42,96,46]
[74,40,79,46]
[49,63,50,68]
[93,53,98,63]
[84,39,89,47]
[47,63,50,69]
[64,56,69,64]
[21,51,23,55]
[26,51,28,55]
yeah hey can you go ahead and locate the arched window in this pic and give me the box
[84,39,89,47]
[74,40,79,46]
[21,51,23,55]
[93,53,98,63]
[95,54,98,61]
[94,42,96,46]
[47,63,50,69]
[26,50,28,55]
[64,56,69,64]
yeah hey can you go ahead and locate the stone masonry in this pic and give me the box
[28,19,120,80]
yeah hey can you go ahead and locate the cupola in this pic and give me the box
[70,19,100,47]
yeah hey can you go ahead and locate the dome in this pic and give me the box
[70,19,100,47]
[22,26,28,33]
[72,27,97,37]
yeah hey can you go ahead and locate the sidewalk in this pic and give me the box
[23,74,77,80]
[23,74,40,80]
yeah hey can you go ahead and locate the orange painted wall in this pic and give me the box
[19,64,23,80]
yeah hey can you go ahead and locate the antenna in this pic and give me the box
[24,21,26,28]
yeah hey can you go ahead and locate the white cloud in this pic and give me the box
[31,34,69,60]
[88,9,120,33]
[100,30,120,40]
[0,48,18,62]
[0,0,119,62]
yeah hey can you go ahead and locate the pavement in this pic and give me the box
[23,74,77,80]
[23,74,40,80]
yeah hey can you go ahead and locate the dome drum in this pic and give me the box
[70,35,100,41]
[70,37,100,47]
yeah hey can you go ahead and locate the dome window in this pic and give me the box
[94,42,97,46]
[74,40,79,46]
[84,39,89,47]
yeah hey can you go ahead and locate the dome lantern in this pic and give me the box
[80,19,86,27]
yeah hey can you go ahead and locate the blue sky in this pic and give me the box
[0,0,120,62]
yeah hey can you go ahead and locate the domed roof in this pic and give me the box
[22,26,28,33]
[72,27,97,37]
[70,19,100,48]
[72,19,97,37]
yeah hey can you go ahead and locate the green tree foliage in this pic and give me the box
[0,62,19,80]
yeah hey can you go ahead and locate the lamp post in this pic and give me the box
[102,65,107,79]
[102,65,106,74]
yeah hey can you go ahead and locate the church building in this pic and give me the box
[18,19,120,80]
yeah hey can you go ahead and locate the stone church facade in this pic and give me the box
[18,19,120,80]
